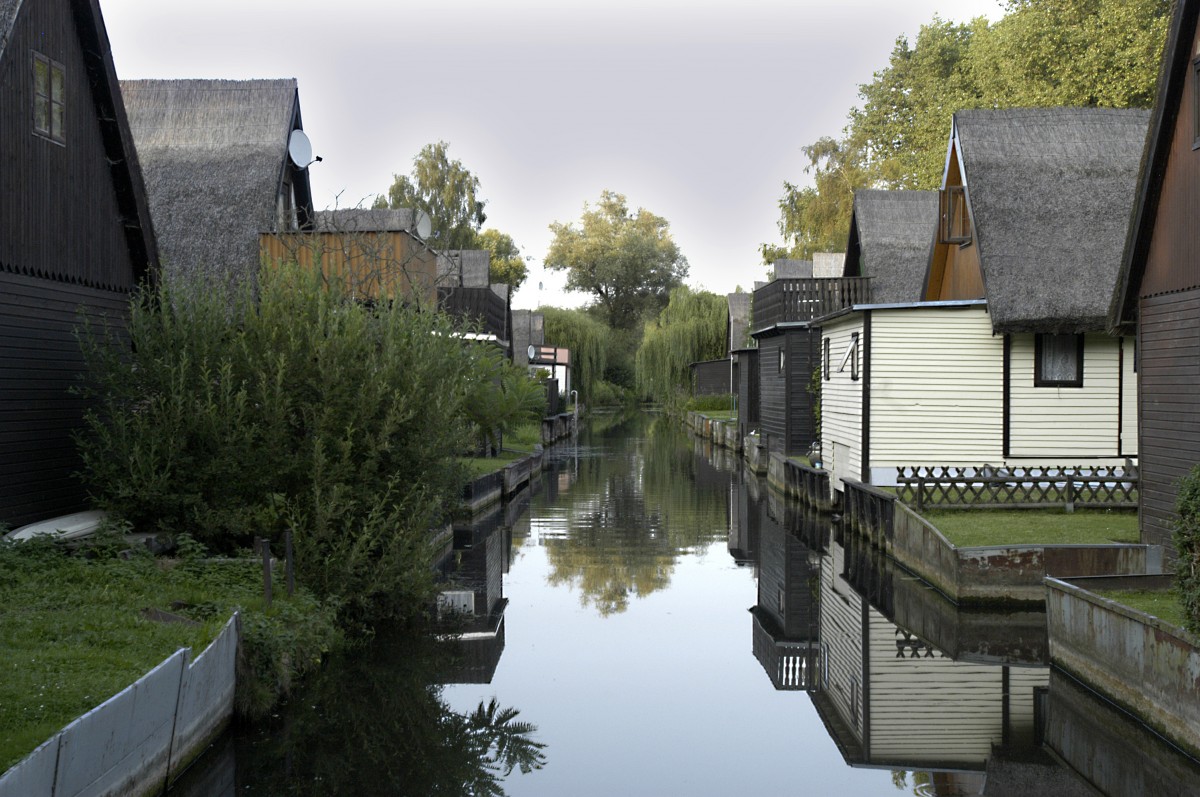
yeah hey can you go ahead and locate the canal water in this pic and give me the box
[171,410,1200,796]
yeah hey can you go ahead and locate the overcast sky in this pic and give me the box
[101,0,1002,310]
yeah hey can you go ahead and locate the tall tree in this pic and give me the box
[761,0,1169,264]
[375,141,487,251]
[635,287,728,403]
[545,191,688,330]
[478,228,528,291]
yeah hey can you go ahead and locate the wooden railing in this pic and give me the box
[752,277,870,329]
[439,286,509,341]
[895,465,1139,512]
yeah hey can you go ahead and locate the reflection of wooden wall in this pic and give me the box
[261,231,439,306]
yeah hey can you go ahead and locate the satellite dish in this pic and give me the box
[414,210,433,240]
[528,344,537,361]
[288,129,313,168]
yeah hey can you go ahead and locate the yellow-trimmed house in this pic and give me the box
[821,108,1146,494]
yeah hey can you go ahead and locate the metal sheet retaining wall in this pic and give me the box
[841,480,1161,605]
[1046,574,1200,760]
[0,614,240,797]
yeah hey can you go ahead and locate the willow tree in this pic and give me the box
[634,287,727,403]
[540,306,608,406]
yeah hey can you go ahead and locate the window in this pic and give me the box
[940,185,970,244]
[838,332,860,381]
[1035,333,1084,387]
[32,52,65,144]
[778,346,786,374]
[822,337,830,380]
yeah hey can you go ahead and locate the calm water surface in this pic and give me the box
[172,410,1200,796]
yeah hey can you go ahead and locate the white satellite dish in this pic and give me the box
[288,129,313,169]
[414,210,433,240]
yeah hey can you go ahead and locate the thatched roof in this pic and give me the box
[0,0,158,281]
[315,208,422,234]
[121,78,309,287]
[845,190,937,304]
[955,107,1149,334]
[0,0,21,60]
[1111,0,1197,334]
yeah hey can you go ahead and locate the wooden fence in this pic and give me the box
[895,465,1138,512]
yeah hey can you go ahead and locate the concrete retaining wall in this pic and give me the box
[765,452,834,511]
[0,614,240,797]
[841,481,1161,605]
[1046,575,1200,760]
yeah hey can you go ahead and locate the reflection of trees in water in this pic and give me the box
[209,628,544,796]
[543,412,731,616]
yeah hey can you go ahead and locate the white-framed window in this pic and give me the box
[822,337,830,380]
[838,332,860,381]
[32,52,65,144]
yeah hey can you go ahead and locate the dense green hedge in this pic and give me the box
[1174,465,1200,633]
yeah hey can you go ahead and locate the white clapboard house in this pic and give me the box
[820,108,1146,494]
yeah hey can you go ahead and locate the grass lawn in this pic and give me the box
[0,538,338,771]
[1095,589,1190,630]
[700,410,737,421]
[461,450,526,479]
[921,508,1139,548]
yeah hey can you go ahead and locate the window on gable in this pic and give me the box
[822,337,830,380]
[940,185,970,244]
[778,346,785,374]
[1035,333,1084,387]
[32,52,65,144]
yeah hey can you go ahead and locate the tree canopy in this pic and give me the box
[763,0,1170,263]
[375,142,529,291]
[634,287,728,403]
[545,191,689,330]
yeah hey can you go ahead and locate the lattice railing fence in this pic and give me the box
[895,464,1138,512]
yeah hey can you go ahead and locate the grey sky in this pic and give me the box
[101,0,1001,310]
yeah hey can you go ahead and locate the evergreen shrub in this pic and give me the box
[1174,464,1200,633]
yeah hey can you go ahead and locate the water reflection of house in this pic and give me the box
[438,504,512,684]
[728,473,759,567]
[750,492,822,691]
[814,538,1048,775]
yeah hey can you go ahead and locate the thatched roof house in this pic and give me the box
[122,78,314,287]
[843,190,937,305]
[925,107,1149,333]
[0,0,158,526]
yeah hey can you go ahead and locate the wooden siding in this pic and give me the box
[261,231,439,307]
[0,272,129,526]
[1121,335,1138,456]
[1141,20,1200,299]
[692,358,730,396]
[926,144,984,302]
[736,349,759,439]
[821,317,865,490]
[756,520,819,640]
[869,306,1002,468]
[756,329,819,455]
[0,0,137,290]
[1007,333,1123,459]
[1139,290,1200,550]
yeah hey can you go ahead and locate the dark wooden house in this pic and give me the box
[0,0,158,527]
[750,266,868,456]
[121,78,314,289]
[1111,0,1200,554]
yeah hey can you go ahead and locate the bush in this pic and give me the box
[1174,465,1200,633]
[76,263,479,629]
[685,394,734,413]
